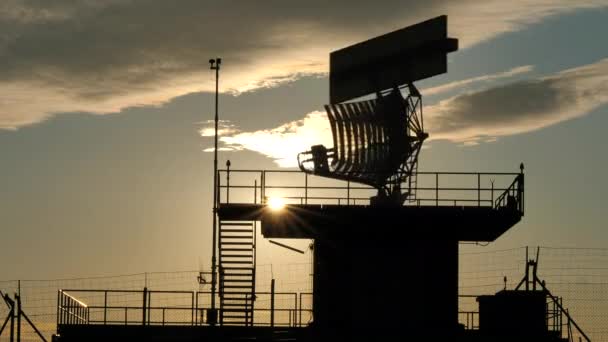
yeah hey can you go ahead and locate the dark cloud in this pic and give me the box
[426,58,608,141]
[0,0,605,129]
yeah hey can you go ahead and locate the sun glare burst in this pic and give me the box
[267,197,286,211]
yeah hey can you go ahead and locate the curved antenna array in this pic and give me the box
[297,15,457,205]
[298,83,427,202]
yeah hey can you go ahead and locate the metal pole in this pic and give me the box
[270,279,275,328]
[347,181,350,205]
[435,173,439,206]
[142,287,147,326]
[477,173,481,207]
[304,173,308,205]
[56,291,60,328]
[16,294,20,342]
[209,57,222,319]
[9,297,15,342]
[226,160,231,204]
[104,291,107,325]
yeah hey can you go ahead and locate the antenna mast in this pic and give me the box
[209,57,222,323]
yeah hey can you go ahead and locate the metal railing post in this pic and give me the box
[192,292,195,326]
[270,279,275,328]
[104,291,107,325]
[261,171,266,203]
[477,173,481,207]
[435,173,439,206]
[226,160,231,204]
[142,287,148,326]
[518,163,525,214]
[305,173,308,205]
[56,291,60,328]
[491,180,494,207]
[347,181,350,205]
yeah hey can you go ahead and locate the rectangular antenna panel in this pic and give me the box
[330,15,458,104]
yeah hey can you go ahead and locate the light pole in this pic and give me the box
[209,57,221,323]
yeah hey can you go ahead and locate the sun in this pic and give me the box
[267,197,286,211]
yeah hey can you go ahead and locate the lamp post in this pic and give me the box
[209,57,221,323]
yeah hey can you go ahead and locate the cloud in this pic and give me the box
[216,59,608,166]
[1,0,607,129]
[423,65,534,96]
[198,120,240,137]
[426,58,608,142]
[216,111,332,168]
[203,147,242,152]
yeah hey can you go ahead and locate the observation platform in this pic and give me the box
[217,168,524,242]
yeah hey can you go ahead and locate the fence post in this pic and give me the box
[8,294,15,342]
[16,294,21,342]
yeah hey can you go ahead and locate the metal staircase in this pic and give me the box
[219,220,256,326]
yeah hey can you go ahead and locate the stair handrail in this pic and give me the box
[494,171,524,215]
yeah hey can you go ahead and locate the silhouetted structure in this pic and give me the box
[298,15,456,204]
[51,16,588,342]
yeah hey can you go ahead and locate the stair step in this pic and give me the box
[220,235,253,239]
[221,291,255,295]
[223,316,251,320]
[220,222,253,227]
[220,248,253,252]
[223,274,254,279]
[222,301,253,306]
[222,292,254,296]
[221,279,253,283]
[222,261,253,265]
[223,267,254,271]
[220,229,253,233]
[222,305,253,308]
[222,298,253,302]
[221,254,253,258]
[222,285,254,289]
[221,242,254,246]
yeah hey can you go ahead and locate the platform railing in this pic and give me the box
[57,291,89,326]
[218,166,524,213]
[57,289,312,328]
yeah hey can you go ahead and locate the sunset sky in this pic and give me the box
[2,1,608,281]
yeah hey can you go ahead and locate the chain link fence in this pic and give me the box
[1,247,606,341]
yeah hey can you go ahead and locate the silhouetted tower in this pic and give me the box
[216,15,525,341]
